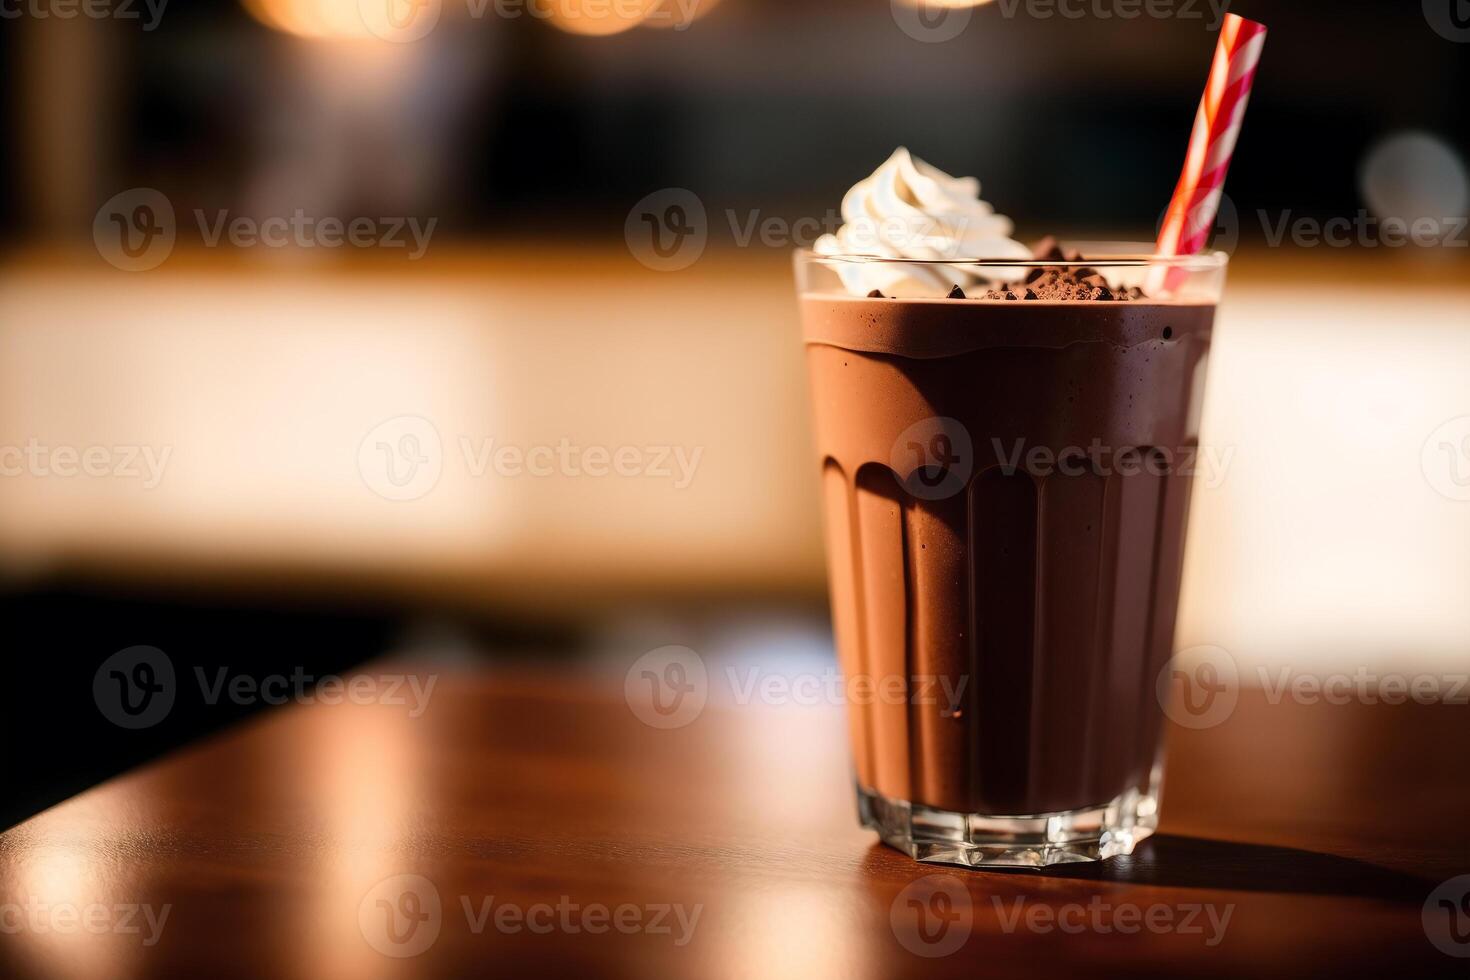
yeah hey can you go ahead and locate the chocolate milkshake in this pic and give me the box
[799,150,1226,868]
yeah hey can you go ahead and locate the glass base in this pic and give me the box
[857,777,1160,870]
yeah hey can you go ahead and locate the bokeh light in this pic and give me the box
[544,0,660,35]
[243,0,446,41]
[637,0,723,30]
[895,0,995,8]
[1359,130,1470,228]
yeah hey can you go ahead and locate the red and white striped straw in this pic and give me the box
[1152,13,1267,292]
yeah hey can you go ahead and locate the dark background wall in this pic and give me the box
[3,0,1466,245]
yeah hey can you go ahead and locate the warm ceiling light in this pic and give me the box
[243,0,373,39]
[243,0,442,41]
[544,0,658,35]
[637,0,722,30]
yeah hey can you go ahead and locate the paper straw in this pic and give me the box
[1151,14,1267,293]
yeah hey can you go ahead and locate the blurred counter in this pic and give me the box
[1,244,1468,674]
[0,245,820,610]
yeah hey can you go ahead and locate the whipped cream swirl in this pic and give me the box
[814,147,1030,296]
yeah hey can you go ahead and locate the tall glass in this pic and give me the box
[796,247,1227,868]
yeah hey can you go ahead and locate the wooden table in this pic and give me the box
[2,658,1465,978]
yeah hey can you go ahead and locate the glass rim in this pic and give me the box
[794,246,1229,270]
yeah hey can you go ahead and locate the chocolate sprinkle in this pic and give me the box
[947,284,966,299]
[1029,236,1084,263]
[980,239,1148,302]
[866,288,885,298]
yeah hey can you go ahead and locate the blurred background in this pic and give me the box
[1,0,1468,818]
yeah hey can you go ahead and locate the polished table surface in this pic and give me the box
[2,657,1466,979]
